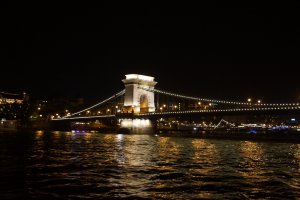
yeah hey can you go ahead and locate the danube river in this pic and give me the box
[1,131,300,199]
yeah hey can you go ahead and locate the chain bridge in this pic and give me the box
[52,74,300,122]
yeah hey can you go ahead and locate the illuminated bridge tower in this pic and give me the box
[122,74,157,114]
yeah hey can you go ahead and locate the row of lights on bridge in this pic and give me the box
[159,102,213,111]
[55,105,300,120]
[58,88,299,120]
[85,106,120,115]
[63,90,125,119]
[139,106,300,116]
[141,87,253,105]
[140,87,299,106]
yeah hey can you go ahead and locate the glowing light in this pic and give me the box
[117,134,123,141]
[125,74,154,81]
[120,119,152,128]
[52,115,115,120]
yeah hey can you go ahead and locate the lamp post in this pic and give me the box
[247,98,252,108]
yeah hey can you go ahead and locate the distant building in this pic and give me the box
[0,91,26,104]
[0,91,29,120]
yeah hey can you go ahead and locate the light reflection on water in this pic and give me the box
[120,119,154,134]
[0,131,300,199]
[239,141,265,177]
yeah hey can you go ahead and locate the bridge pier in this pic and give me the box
[122,74,157,114]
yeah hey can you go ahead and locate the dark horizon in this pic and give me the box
[1,4,299,103]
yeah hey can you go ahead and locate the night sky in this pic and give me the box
[1,4,299,103]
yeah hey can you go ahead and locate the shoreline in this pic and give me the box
[2,127,300,144]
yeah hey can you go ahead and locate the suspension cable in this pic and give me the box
[138,87,299,106]
[64,90,125,118]
[138,86,250,105]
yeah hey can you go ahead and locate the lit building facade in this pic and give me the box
[0,92,28,120]
[0,92,25,104]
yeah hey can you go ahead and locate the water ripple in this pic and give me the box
[0,131,300,199]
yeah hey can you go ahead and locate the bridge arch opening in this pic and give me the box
[140,94,149,113]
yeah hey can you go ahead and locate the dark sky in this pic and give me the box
[1,3,299,103]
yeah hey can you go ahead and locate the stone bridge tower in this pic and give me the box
[122,74,157,113]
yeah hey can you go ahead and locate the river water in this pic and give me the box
[1,131,300,199]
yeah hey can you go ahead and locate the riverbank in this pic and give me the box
[2,125,300,144]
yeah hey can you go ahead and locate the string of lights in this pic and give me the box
[63,90,125,118]
[55,86,300,121]
[54,115,115,120]
[138,106,300,116]
[55,106,300,120]
[138,87,300,106]
[214,119,235,129]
